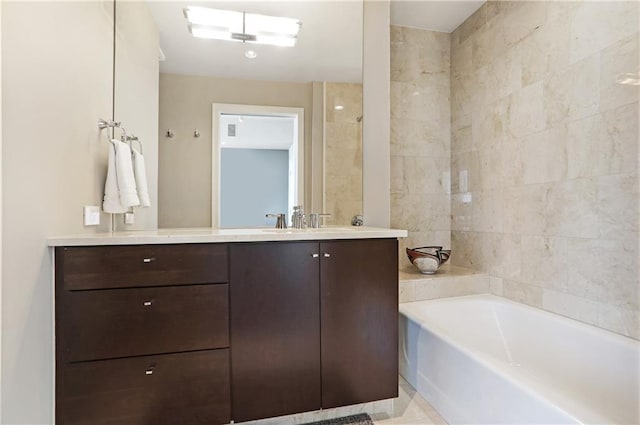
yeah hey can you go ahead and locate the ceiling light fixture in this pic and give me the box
[245,50,257,59]
[184,6,301,47]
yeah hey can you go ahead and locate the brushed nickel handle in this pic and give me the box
[312,253,319,258]
[143,300,154,307]
[145,368,154,375]
[324,253,331,258]
[143,257,155,263]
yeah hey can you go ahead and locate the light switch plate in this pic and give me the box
[83,206,100,226]
[459,170,469,193]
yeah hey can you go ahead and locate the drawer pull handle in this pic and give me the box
[143,300,154,307]
[145,369,154,376]
[324,253,331,258]
[143,257,155,263]
[312,253,319,258]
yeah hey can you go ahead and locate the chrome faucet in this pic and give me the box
[292,206,306,229]
[266,213,287,229]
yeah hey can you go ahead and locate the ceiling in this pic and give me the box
[147,1,363,83]
[146,1,484,83]
[391,1,485,33]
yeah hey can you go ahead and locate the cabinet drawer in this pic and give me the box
[58,244,227,290]
[57,349,230,425]
[61,284,229,362]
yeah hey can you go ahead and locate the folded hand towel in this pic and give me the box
[132,148,150,207]
[103,142,128,214]
[114,140,140,208]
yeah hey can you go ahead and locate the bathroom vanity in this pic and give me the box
[49,227,406,425]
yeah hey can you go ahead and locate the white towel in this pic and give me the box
[132,148,150,207]
[114,140,140,208]
[103,142,127,213]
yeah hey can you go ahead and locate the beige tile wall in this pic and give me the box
[324,82,363,225]
[450,1,639,338]
[390,26,452,267]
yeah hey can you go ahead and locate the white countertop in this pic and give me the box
[47,226,408,247]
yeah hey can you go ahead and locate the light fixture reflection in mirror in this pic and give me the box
[184,6,301,46]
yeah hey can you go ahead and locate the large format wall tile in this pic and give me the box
[521,236,568,292]
[508,81,546,138]
[567,238,638,309]
[599,34,640,111]
[520,126,568,185]
[569,1,639,64]
[566,103,639,178]
[544,178,599,238]
[503,280,543,307]
[520,12,571,86]
[598,173,639,239]
[451,0,639,338]
[391,118,450,158]
[391,25,451,267]
[324,82,362,225]
[543,54,601,126]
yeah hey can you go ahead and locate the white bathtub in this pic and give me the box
[399,294,640,425]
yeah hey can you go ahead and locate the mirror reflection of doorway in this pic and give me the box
[212,104,304,228]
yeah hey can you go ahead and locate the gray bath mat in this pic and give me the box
[302,413,374,425]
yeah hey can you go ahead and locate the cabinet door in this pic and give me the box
[320,238,399,408]
[230,242,321,422]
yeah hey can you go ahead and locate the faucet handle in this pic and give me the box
[266,213,288,229]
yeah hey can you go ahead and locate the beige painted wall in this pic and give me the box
[390,25,451,268]
[0,0,3,419]
[362,0,390,227]
[114,0,159,231]
[2,2,114,423]
[450,1,639,338]
[158,73,313,228]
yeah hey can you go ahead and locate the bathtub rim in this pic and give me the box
[400,294,639,347]
[399,294,640,425]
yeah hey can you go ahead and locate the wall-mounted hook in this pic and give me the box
[165,129,174,138]
[193,129,200,138]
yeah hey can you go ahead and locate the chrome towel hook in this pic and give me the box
[98,119,124,140]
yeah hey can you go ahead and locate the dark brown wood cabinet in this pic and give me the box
[320,239,399,408]
[230,242,321,422]
[58,350,231,425]
[229,238,399,420]
[55,238,399,425]
[55,244,231,425]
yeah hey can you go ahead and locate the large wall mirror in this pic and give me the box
[114,1,363,229]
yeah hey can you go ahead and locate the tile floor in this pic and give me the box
[371,377,446,424]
